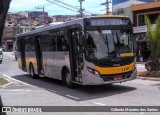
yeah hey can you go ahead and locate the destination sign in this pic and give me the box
[91,18,131,26]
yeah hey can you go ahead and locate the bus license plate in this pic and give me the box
[114,76,122,80]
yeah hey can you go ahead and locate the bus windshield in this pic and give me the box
[85,29,133,60]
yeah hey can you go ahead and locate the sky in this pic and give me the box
[8,0,112,16]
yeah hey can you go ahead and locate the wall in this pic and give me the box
[116,7,133,23]
[113,0,154,5]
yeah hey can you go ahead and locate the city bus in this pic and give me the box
[16,15,137,87]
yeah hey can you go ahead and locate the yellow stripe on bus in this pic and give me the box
[120,52,134,57]
[25,56,37,70]
[94,62,135,75]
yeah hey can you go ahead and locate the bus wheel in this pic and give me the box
[64,70,73,88]
[29,64,37,79]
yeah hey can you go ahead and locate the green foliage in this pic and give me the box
[0,78,8,85]
[145,15,160,71]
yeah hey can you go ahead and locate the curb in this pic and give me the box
[137,76,160,81]
[3,74,37,87]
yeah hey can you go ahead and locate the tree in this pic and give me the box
[145,15,160,71]
[0,0,12,45]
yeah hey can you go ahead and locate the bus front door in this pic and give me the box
[69,29,83,83]
[20,39,26,71]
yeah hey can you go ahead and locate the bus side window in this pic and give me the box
[50,36,57,51]
[41,36,49,51]
[57,29,68,51]
[25,39,28,52]
[28,37,35,51]
[61,37,68,51]
[57,36,62,51]
[57,37,68,51]
[17,39,20,51]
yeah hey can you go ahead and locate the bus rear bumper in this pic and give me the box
[83,69,137,85]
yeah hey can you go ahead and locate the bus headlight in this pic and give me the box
[87,67,100,77]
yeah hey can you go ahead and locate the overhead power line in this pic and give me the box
[46,0,95,15]
[46,0,79,13]
[38,3,52,7]
[54,0,80,10]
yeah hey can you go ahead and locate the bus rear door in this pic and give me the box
[20,39,26,71]
[35,36,43,75]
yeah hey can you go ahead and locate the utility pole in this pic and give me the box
[79,0,84,18]
[101,0,111,15]
[35,6,45,25]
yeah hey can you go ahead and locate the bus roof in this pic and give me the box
[93,14,128,18]
[16,18,84,38]
[16,15,129,38]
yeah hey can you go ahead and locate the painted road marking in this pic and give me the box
[3,74,37,87]
[65,95,80,100]
[2,74,58,93]
[1,91,42,95]
[0,89,42,92]
[91,102,106,106]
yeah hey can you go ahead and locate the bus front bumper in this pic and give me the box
[83,69,137,85]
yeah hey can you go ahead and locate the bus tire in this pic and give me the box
[29,64,37,79]
[63,69,73,88]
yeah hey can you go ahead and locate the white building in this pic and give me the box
[113,0,145,14]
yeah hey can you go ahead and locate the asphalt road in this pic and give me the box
[0,52,160,115]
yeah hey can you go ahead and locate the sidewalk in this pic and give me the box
[136,62,146,72]
[135,62,160,81]
[3,51,14,56]
[137,76,160,81]
[136,62,146,64]
[2,51,14,60]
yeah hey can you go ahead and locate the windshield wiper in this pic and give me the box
[97,28,109,53]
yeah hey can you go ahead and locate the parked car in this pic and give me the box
[0,47,5,51]
[0,50,3,64]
